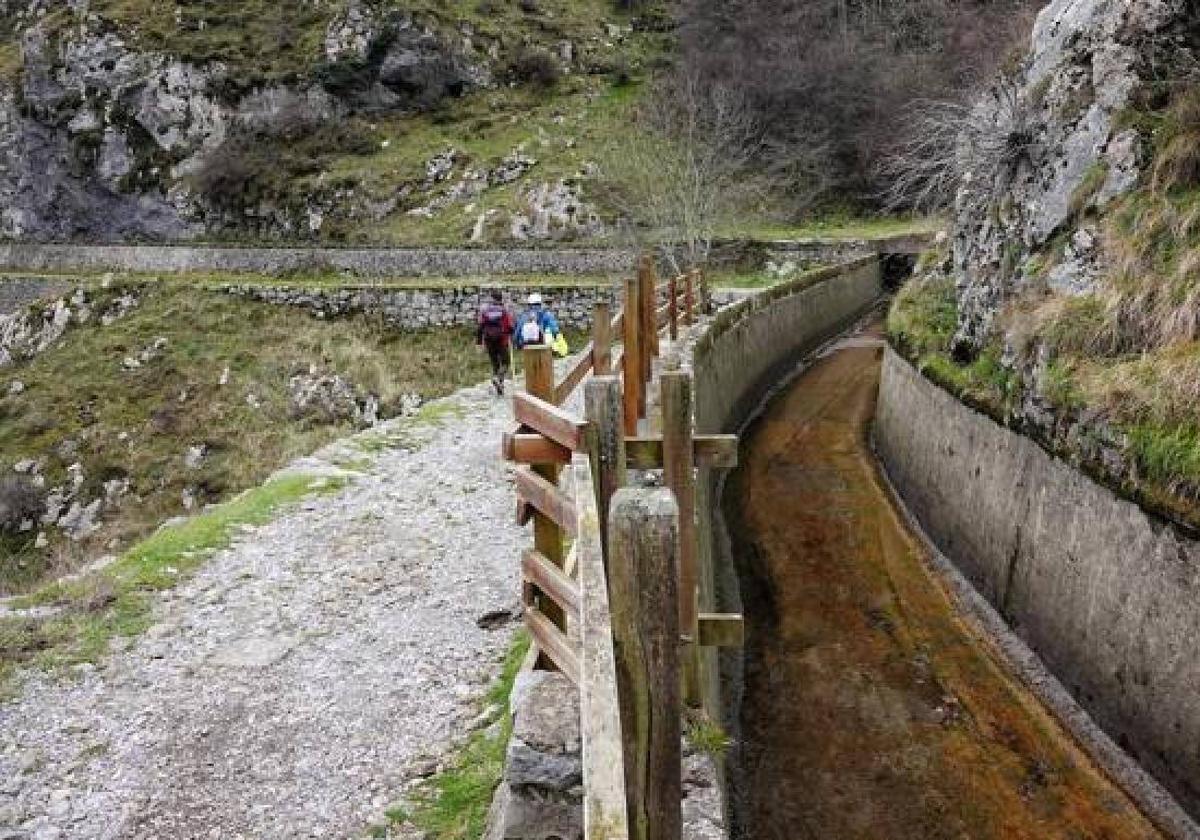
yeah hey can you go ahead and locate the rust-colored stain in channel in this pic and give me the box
[725,322,1163,840]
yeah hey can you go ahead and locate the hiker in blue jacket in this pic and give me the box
[514,293,561,350]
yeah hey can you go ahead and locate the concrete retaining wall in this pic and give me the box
[875,348,1200,815]
[0,243,635,278]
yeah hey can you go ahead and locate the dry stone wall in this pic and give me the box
[0,243,636,278]
[221,282,618,330]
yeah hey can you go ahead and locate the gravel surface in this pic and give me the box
[0,377,529,840]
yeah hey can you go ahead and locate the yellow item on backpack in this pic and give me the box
[552,332,570,358]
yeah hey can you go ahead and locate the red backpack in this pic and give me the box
[481,303,509,342]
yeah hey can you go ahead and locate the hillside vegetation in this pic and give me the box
[0,279,499,593]
[0,0,670,243]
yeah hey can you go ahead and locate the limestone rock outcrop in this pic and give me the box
[951,0,1196,353]
[0,2,488,241]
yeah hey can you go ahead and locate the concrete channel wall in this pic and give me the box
[687,258,884,737]
[875,348,1200,817]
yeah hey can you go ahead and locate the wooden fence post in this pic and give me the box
[623,276,642,437]
[661,359,700,706]
[638,257,655,403]
[525,345,567,663]
[668,275,678,343]
[609,489,681,840]
[594,301,612,377]
[585,376,627,558]
[683,271,695,326]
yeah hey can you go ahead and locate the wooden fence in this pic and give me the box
[502,259,742,840]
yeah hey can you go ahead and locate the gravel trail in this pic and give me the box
[0,378,527,840]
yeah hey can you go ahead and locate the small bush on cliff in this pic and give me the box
[504,47,562,89]
[0,476,43,533]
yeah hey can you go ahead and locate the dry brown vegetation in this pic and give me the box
[672,0,1040,214]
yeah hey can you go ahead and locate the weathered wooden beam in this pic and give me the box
[503,432,572,465]
[594,302,613,377]
[573,457,632,840]
[513,391,589,453]
[697,613,745,648]
[625,436,740,471]
[515,466,578,538]
[525,345,568,662]
[554,347,596,407]
[585,376,627,558]
[623,275,642,437]
[662,363,700,707]
[668,275,678,342]
[523,548,581,618]
[640,257,658,374]
[609,489,681,840]
[525,606,581,686]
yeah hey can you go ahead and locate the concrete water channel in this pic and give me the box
[723,319,1164,839]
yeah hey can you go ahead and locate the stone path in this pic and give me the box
[0,377,528,840]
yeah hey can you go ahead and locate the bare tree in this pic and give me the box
[674,0,1041,213]
[600,72,762,274]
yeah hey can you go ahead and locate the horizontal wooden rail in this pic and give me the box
[553,309,627,407]
[526,605,581,685]
[515,466,579,537]
[555,346,597,406]
[523,548,581,618]
[626,435,740,470]
[504,432,573,465]
[698,613,745,648]
[513,392,590,453]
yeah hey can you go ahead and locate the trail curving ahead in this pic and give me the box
[725,321,1164,840]
[0,379,525,840]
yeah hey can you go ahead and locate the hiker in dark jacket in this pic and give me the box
[477,289,515,395]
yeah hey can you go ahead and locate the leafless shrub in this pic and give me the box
[0,475,42,532]
[504,47,561,89]
[879,82,1035,213]
[674,0,1041,212]
[598,71,763,273]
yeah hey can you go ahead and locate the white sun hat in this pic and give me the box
[527,293,544,305]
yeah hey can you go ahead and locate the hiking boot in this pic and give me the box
[492,375,504,396]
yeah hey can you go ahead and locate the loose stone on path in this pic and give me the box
[0,377,528,840]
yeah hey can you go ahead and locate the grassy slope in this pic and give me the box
[888,88,1200,527]
[6,0,668,244]
[0,279,497,592]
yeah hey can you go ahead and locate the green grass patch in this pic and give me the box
[685,712,731,758]
[1127,424,1200,486]
[886,273,958,357]
[0,473,344,689]
[719,214,943,242]
[391,631,531,840]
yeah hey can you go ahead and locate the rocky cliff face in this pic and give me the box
[951,0,1197,354]
[0,0,616,242]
